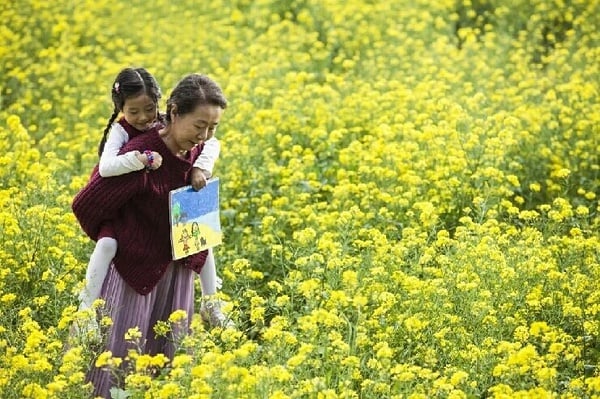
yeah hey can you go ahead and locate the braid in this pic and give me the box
[98,108,119,157]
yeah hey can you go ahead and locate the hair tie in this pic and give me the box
[114,82,120,93]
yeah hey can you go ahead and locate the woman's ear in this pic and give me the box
[170,104,178,120]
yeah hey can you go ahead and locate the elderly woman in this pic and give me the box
[72,73,227,398]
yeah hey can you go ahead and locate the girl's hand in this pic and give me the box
[190,167,208,190]
[149,151,163,170]
[137,151,163,170]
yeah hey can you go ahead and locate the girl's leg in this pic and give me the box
[70,237,117,341]
[199,248,233,328]
[79,237,117,310]
[198,247,219,296]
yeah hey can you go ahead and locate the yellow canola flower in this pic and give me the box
[22,383,48,399]
[95,351,121,368]
[158,382,181,399]
[168,309,188,324]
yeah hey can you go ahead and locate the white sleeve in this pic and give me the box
[98,123,145,177]
[193,137,221,175]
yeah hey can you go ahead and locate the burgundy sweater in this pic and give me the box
[72,126,207,295]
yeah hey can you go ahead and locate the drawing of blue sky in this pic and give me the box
[171,179,220,221]
[188,211,221,231]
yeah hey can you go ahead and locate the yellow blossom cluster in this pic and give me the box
[1,0,599,398]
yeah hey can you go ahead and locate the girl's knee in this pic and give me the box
[96,237,117,257]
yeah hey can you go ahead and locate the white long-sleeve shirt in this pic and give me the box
[98,122,221,177]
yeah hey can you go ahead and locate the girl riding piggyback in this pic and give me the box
[76,67,231,332]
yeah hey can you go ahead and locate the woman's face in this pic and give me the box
[171,104,223,152]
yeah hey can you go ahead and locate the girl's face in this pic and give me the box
[170,104,223,153]
[122,94,157,132]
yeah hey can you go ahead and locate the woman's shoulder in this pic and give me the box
[122,127,162,150]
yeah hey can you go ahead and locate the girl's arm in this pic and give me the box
[98,123,146,177]
[193,136,221,178]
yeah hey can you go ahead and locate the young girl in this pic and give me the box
[77,67,232,329]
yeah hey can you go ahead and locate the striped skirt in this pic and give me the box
[87,262,195,398]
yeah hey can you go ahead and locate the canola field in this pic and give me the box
[1,0,599,398]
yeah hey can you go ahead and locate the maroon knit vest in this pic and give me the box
[73,127,207,294]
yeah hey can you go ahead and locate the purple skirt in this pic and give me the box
[87,262,194,398]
